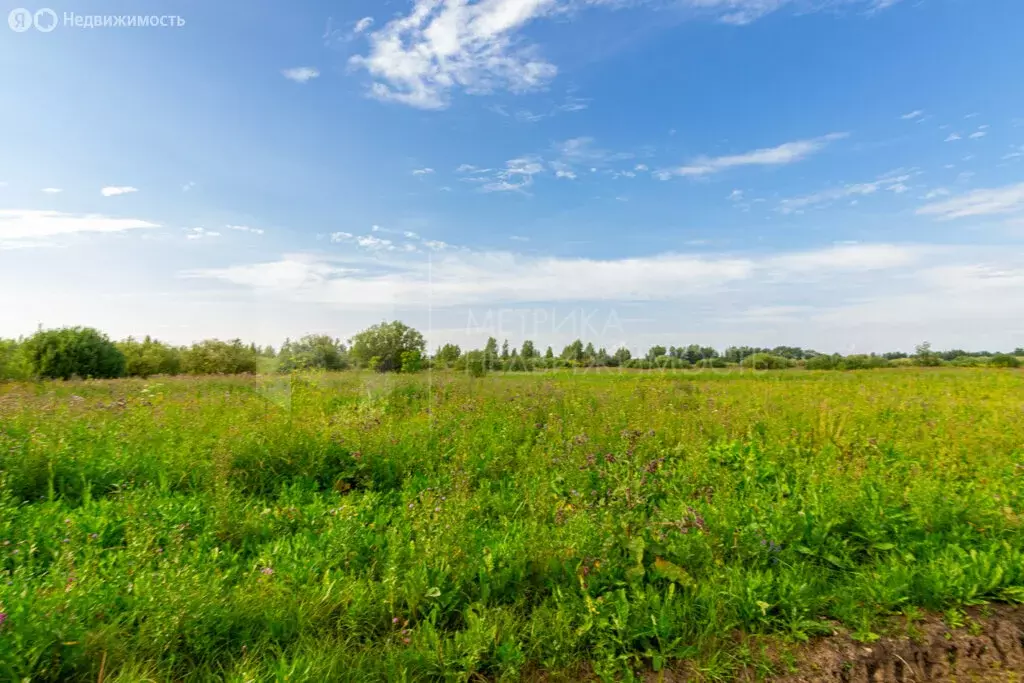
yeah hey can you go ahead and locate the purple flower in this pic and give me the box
[0,613,6,628]
[392,617,400,624]
[261,567,274,575]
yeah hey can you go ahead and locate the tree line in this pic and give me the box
[0,323,1020,381]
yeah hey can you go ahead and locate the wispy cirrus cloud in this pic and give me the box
[656,132,848,179]
[0,209,157,246]
[778,170,914,213]
[917,183,1024,220]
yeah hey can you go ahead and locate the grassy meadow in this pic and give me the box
[1,368,1023,681]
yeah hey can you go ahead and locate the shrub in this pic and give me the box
[805,354,839,370]
[23,327,126,380]
[740,353,793,370]
[464,350,487,377]
[839,354,890,371]
[181,339,260,375]
[0,339,31,381]
[400,349,423,373]
[118,336,182,377]
[277,335,349,372]
[990,354,1021,368]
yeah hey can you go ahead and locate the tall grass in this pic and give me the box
[1,369,1022,680]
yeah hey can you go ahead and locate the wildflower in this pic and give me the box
[62,538,69,544]
[392,617,400,624]
[89,533,99,540]
[403,637,411,645]
[261,567,274,575]
[0,613,6,628]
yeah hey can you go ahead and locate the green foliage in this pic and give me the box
[23,327,126,380]
[0,338,31,381]
[990,353,1021,368]
[400,349,423,373]
[181,339,260,375]
[434,343,462,366]
[277,335,349,372]
[118,336,182,377]
[464,350,487,377]
[740,353,793,370]
[1,369,1022,680]
[350,321,426,373]
[914,341,942,367]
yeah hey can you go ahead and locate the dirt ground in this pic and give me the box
[767,606,1024,683]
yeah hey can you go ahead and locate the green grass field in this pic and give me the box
[1,368,1022,681]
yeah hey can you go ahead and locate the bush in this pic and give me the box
[805,354,839,370]
[740,353,793,370]
[277,335,349,372]
[0,339,31,381]
[118,336,182,377]
[400,349,423,373]
[464,350,487,377]
[990,354,1021,368]
[23,327,126,380]
[181,340,259,375]
[839,354,890,371]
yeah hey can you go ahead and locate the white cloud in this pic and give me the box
[412,168,435,175]
[778,171,912,213]
[226,224,265,235]
[635,164,649,172]
[944,133,962,142]
[182,181,196,192]
[404,231,420,239]
[457,164,488,173]
[101,186,138,197]
[555,170,577,179]
[923,188,949,200]
[900,110,923,120]
[357,235,395,250]
[728,189,744,201]
[917,183,1024,220]
[281,67,320,83]
[657,132,847,178]
[354,16,374,33]
[968,131,986,140]
[184,241,925,309]
[482,156,545,193]
[0,209,158,244]
[350,0,560,109]
[41,188,63,194]
[330,231,354,242]
[185,227,221,241]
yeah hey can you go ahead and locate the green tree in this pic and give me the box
[521,340,536,359]
[913,341,941,367]
[544,346,554,359]
[350,321,426,373]
[181,339,260,375]
[277,335,348,372]
[435,343,462,366]
[611,347,632,366]
[646,345,667,361]
[118,336,182,377]
[501,339,510,360]
[23,327,126,380]
[561,340,584,363]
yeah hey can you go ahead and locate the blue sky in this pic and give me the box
[2,0,1023,354]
